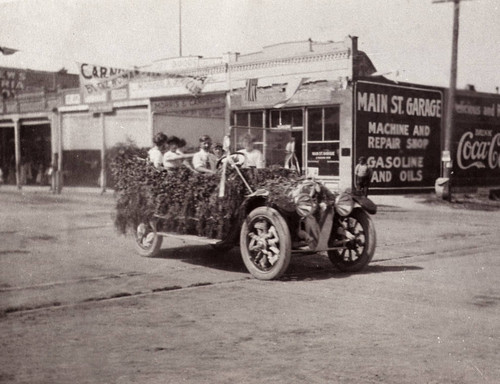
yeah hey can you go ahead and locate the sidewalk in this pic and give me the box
[370,194,436,211]
[371,192,500,212]
[0,184,114,195]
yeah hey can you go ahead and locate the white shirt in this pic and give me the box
[239,148,264,168]
[192,149,217,171]
[163,151,184,169]
[148,147,163,168]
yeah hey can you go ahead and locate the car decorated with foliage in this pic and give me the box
[111,136,377,280]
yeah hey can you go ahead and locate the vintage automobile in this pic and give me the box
[112,133,377,281]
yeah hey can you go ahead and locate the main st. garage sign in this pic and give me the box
[355,81,442,190]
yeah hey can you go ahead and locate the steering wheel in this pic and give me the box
[216,151,247,169]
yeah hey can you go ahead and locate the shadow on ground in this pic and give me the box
[151,245,423,282]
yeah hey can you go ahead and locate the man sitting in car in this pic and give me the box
[192,135,217,174]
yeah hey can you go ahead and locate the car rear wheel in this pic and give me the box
[133,221,163,257]
[240,207,291,280]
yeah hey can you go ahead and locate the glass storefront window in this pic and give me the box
[324,107,340,141]
[307,108,323,141]
[270,110,280,127]
[233,111,264,128]
[234,112,247,126]
[250,111,263,128]
[269,109,303,128]
[231,111,265,145]
[306,106,341,177]
[281,109,303,127]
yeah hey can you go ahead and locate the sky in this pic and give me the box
[0,0,499,93]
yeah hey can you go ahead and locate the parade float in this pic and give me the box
[111,136,377,280]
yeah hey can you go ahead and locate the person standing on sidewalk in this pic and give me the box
[355,156,373,197]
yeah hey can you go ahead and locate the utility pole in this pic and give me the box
[433,0,463,201]
[179,0,183,57]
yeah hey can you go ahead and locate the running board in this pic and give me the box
[156,232,222,245]
[291,246,344,254]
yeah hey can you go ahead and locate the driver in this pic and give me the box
[192,135,217,174]
[238,133,264,168]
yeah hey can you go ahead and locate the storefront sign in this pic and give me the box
[152,94,225,113]
[79,63,133,97]
[111,88,128,100]
[0,68,26,98]
[65,93,81,105]
[355,81,442,190]
[452,93,500,186]
[89,103,113,114]
[307,142,340,177]
[79,63,208,101]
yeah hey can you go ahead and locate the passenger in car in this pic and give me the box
[213,142,225,161]
[148,132,168,168]
[163,136,185,169]
[192,135,217,174]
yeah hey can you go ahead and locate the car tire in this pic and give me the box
[133,221,163,257]
[328,209,376,272]
[240,206,292,280]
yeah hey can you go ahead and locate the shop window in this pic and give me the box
[306,106,340,177]
[270,110,280,127]
[270,109,303,128]
[249,112,263,128]
[307,107,340,141]
[324,107,340,141]
[307,108,323,141]
[232,111,264,142]
[234,111,264,128]
[234,112,248,126]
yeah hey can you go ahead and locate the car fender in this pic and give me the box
[351,195,377,215]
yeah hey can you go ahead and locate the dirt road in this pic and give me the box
[0,188,499,383]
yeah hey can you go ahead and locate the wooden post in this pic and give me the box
[13,117,21,190]
[100,112,107,194]
[434,0,462,200]
[56,111,63,193]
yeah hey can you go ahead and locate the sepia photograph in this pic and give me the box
[1,0,499,383]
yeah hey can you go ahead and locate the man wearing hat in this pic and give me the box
[192,135,217,173]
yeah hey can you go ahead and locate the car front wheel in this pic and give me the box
[328,209,376,272]
[240,207,292,280]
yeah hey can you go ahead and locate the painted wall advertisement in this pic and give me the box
[1,68,26,99]
[78,63,207,103]
[452,93,500,186]
[355,81,442,190]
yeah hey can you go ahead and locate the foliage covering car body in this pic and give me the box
[111,145,377,280]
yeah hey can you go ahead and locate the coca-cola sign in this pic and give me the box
[457,131,500,170]
[452,92,500,186]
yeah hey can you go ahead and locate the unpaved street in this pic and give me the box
[0,188,499,384]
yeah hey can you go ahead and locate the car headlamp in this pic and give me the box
[294,193,316,217]
[334,192,354,217]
